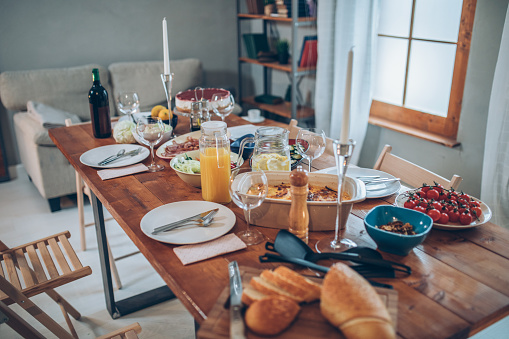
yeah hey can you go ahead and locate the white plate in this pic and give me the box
[156,131,202,160]
[140,201,236,245]
[80,144,149,169]
[395,189,492,230]
[315,167,401,199]
[227,124,259,141]
[241,116,265,124]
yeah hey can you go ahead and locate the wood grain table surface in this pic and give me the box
[49,114,509,339]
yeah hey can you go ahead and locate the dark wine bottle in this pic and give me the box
[88,68,112,138]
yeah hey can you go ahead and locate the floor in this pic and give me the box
[0,165,195,338]
[1,165,508,338]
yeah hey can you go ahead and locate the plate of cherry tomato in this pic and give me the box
[395,183,492,230]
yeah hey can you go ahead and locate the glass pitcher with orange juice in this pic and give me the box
[200,121,231,203]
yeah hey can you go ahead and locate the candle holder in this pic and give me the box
[315,139,356,253]
[160,73,174,111]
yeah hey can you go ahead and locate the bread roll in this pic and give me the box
[320,263,395,339]
[245,296,300,336]
[273,266,321,302]
[241,284,267,306]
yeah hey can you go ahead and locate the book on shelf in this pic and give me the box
[246,0,263,14]
[298,35,318,68]
[243,34,270,59]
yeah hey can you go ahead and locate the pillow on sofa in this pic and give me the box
[108,59,203,114]
[28,101,81,129]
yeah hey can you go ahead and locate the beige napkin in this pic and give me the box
[97,163,149,180]
[173,234,247,265]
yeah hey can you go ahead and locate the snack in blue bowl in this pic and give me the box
[364,205,433,256]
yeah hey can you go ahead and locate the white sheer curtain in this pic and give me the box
[314,0,379,164]
[481,5,509,229]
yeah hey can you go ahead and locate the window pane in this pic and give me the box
[406,40,457,117]
[378,0,413,37]
[373,37,408,106]
[413,0,463,42]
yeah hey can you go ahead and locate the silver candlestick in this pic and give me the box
[160,73,174,111]
[315,139,356,253]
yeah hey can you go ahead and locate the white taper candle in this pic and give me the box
[340,48,353,144]
[162,17,170,75]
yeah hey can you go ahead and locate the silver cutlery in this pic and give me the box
[98,148,125,165]
[151,208,219,234]
[99,148,142,165]
[228,261,246,339]
[362,178,400,185]
[162,216,215,233]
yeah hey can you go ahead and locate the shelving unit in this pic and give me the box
[236,0,317,123]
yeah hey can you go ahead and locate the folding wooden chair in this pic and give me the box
[373,145,462,190]
[96,322,142,339]
[0,231,92,338]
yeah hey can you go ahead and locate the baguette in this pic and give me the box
[273,266,322,301]
[244,296,300,336]
[241,284,267,306]
[260,270,315,302]
[250,276,304,303]
[320,263,395,339]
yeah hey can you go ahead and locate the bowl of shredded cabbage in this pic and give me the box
[170,150,244,188]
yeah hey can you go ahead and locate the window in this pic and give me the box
[369,0,476,147]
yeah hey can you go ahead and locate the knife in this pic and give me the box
[228,261,246,339]
[151,208,219,234]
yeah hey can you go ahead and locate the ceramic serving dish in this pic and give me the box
[247,172,366,231]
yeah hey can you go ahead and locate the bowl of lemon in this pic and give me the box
[151,105,178,129]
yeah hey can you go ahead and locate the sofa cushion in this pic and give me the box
[0,64,115,121]
[13,112,55,146]
[108,59,203,113]
[27,101,81,129]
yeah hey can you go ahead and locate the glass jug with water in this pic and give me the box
[200,121,231,203]
[237,126,291,171]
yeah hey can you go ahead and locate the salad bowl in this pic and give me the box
[170,150,244,188]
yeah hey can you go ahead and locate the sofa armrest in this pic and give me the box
[13,112,55,146]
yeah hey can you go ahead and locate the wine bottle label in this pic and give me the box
[89,103,111,138]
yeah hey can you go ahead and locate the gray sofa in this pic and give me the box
[0,59,202,211]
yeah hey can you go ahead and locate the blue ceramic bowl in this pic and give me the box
[364,205,433,256]
[230,134,255,160]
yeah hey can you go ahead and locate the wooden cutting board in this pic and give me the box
[197,266,398,339]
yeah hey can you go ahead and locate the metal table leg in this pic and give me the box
[90,191,175,319]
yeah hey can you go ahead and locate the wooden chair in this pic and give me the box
[0,231,92,338]
[373,145,463,190]
[64,119,125,290]
[96,323,142,339]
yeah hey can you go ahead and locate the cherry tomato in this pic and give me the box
[426,189,440,201]
[427,209,441,222]
[459,211,473,225]
[431,200,442,210]
[448,209,460,223]
[420,185,430,193]
[404,199,416,209]
[458,198,468,206]
[471,206,482,220]
[434,183,445,193]
[438,212,450,224]
[418,198,428,208]
[438,191,447,201]
[447,193,458,202]
[469,201,480,208]
[414,205,426,214]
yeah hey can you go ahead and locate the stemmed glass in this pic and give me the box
[135,117,165,172]
[315,139,356,253]
[295,128,326,172]
[229,167,268,245]
[117,91,140,123]
[211,93,235,122]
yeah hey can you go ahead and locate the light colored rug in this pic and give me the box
[0,165,194,338]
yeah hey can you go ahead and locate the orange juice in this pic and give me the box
[201,147,231,203]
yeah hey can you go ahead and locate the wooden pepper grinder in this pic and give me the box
[289,165,310,243]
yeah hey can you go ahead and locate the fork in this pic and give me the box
[100,148,142,165]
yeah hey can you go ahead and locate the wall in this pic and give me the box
[0,0,238,167]
[357,0,509,198]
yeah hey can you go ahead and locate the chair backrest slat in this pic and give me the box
[14,249,36,287]
[48,238,71,274]
[36,242,59,279]
[58,234,83,270]
[26,245,48,283]
[2,253,22,290]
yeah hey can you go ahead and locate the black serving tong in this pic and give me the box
[266,230,411,275]
[259,253,394,289]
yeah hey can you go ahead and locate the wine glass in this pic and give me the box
[296,128,326,172]
[229,167,268,245]
[117,91,140,123]
[135,117,165,172]
[211,93,235,122]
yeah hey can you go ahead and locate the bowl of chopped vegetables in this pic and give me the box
[170,150,244,188]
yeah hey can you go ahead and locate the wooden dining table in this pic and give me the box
[49,114,509,339]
